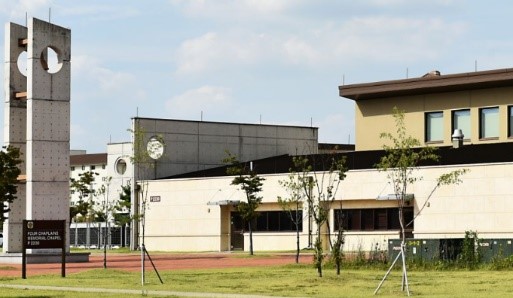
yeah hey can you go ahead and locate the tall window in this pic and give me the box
[480,107,499,139]
[425,111,443,142]
[508,106,513,137]
[452,109,471,139]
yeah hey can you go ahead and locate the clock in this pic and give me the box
[147,137,164,160]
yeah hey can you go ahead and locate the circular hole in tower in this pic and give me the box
[40,46,62,74]
[17,51,27,76]
[115,158,127,175]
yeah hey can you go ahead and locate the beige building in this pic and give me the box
[141,67,513,254]
[340,69,513,151]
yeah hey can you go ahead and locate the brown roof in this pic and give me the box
[70,153,107,166]
[339,68,513,101]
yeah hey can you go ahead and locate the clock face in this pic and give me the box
[147,137,164,160]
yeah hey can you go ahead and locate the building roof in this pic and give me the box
[70,153,107,166]
[339,68,513,101]
[162,142,513,179]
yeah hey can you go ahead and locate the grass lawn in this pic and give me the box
[2,265,513,297]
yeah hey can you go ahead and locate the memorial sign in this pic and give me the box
[22,220,66,278]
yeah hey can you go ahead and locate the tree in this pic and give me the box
[70,171,99,223]
[95,176,113,269]
[224,152,265,256]
[278,172,307,264]
[374,107,467,296]
[0,146,22,223]
[292,155,347,277]
[129,121,165,285]
[113,182,132,227]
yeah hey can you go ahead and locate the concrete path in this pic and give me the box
[0,284,302,298]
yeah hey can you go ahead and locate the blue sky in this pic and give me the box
[1,0,513,153]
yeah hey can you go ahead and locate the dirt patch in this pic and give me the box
[0,252,312,277]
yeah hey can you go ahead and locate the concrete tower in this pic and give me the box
[3,18,71,254]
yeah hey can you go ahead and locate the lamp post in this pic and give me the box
[452,129,464,148]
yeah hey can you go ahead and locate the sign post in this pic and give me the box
[22,220,66,279]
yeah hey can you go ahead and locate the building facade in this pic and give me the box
[139,68,513,254]
[340,69,513,151]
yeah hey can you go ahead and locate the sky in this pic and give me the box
[1,0,513,153]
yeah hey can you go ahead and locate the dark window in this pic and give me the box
[509,106,513,138]
[71,166,75,171]
[251,211,303,232]
[335,207,413,231]
[374,209,388,230]
[91,165,96,170]
[361,209,374,230]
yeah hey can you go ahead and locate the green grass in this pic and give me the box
[3,265,513,297]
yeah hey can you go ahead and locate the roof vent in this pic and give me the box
[422,70,441,78]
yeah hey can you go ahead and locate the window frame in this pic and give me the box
[452,109,471,140]
[479,106,499,140]
[425,111,444,143]
[334,207,414,232]
[251,210,303,232]
[508,106,513,138]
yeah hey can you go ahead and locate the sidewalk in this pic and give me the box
[0,284,303,298]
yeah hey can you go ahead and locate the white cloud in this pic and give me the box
[174,15,466,76]
[72,54,146,101]
[0,0,51,19]
[165,86,232,117]
[174,32,269,75]
[169,0,299,19]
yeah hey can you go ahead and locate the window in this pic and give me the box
[509,106,513,137]
[91,165,96,170]
[425,112,443,142]
[102,164,106,169]
[115,158,127,175]
[71,166,75,171]
[334,207,414,231]
[480,107,499,139]
[252,211,302,232]
[452,109,470,139]
[81,165,85,170]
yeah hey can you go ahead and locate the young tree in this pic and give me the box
[95,177,113,269]
[0,146,22,223]
[293,155,347,277]
[129,121,165,285]
[330,201,346,276]
[113,182,132,228]
[70,171,99,223]
[374,107,467,296]
[278,173,306,264]
[224,152,265,256]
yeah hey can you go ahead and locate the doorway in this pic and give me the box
[230,212,244,251]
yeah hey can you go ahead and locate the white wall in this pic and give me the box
[143,162,513,252]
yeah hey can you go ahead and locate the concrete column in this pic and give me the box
[26,18,71,251]
[3,22,28,253]
[3,18,71,254]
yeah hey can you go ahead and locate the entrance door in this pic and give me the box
[230,212,244,251]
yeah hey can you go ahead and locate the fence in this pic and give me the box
[69,222,130,249]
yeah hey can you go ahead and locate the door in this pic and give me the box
[230,212,244,251]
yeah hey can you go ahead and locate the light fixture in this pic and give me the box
[452,129,464,148]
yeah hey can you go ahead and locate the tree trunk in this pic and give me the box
[295,214,300,264]
[249,221,254,255]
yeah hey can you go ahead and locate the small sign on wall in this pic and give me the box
[150,196,161,202]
